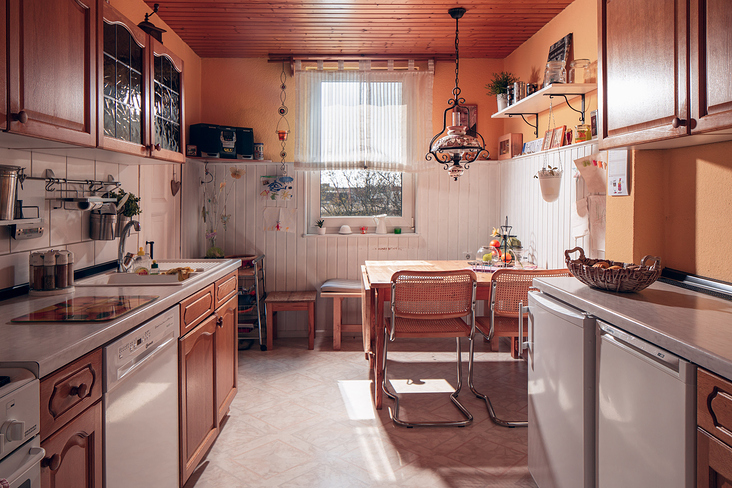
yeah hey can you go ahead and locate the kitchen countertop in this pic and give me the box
[534,276,732,380]
[0,258,241,377]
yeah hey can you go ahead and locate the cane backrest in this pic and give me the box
[391,269,477,320]
[491,268,571,317]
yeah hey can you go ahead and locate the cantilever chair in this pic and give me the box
[382,269,477,428]
[469,268,571,428]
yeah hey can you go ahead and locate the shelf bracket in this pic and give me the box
[507,113,538,138]
[547,94,586,123]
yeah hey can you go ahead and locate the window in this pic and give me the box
[295,59,432,233]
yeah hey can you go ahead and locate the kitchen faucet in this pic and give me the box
[118,220,141,272]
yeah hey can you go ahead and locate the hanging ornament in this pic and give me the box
[276,61,290,175]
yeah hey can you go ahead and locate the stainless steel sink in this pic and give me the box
[75,260,222,287]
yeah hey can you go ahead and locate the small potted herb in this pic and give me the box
[315,219,326,235]
[486,71,520,112]
[534,166,563,202]
[110,189,142,237]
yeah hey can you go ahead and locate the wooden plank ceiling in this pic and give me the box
[143,0,574,59]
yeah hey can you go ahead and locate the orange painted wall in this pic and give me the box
[501,0,598,145]
[110,0,202,128]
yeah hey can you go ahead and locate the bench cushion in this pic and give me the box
[266,291,316,303]
[320,279,360,293]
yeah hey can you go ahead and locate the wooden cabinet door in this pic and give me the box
[690,0,732,134]
[98,2,150,157]
[0,0,6,131]
[40,401,103,488]
[697,428,732,487]
[215,295,238,424]
[179,314,219,485]
[599,0,688,148]
[7,0,97,146]
[149,37,185,163]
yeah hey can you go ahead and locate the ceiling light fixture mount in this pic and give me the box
[426,7,489,181]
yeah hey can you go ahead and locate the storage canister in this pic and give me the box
[90,209,117,240]
[56,251,70,289]
[0,165,21,220]
[569,59,591,84]
[29,252,44,291]
[43,251,57,290]
[544,60,566,87]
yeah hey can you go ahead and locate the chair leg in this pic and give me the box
[468,331,527,428]
[381,331,473,428]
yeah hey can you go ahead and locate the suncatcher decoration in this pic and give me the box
[276,61,290,174]
[426,8,489,181]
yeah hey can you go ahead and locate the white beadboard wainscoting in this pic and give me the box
[181,141,601,337]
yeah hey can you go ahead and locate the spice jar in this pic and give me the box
[29,252,44,291]
[67,251,74,287]
[43,251,57,291]
[55,251,70,289]
[574,124,592,142]
[569,59,591,84]
[543,60,566,87]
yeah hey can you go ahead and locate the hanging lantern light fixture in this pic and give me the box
[426,8,489,181]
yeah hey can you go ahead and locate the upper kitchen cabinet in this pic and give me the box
[99,3,185,163]
[98,2,149,157]
[690,0,732,133]
[598,0,732,149]
[150,38,185,163]
[6,0,97,147]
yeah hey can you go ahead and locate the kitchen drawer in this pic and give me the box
[214,271,238,309]
[40,348,103,440]
[698,368,732,447]
[180,284,215,336]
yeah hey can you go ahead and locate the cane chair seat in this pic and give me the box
[469,268,571,428]
[382,269,478,428]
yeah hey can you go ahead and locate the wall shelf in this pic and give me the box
[491,83,597,137]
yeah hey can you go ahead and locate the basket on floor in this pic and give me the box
[565,247,662,293]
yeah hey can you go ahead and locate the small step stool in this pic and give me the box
[265,291,317,350]
[320,279,361,350]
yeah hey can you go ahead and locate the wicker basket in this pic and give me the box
[565,247,662,293]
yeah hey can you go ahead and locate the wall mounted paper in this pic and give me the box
[574,152,607,194]
[607,149,629,196]
[263,207,296,233]
[260,175,294,201]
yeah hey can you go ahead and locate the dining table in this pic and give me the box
[362,260,497,409]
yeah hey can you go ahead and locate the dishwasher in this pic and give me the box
[104,307,180,488]
[597,321,696,488]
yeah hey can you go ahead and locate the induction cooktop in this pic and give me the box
[11,295,158,322]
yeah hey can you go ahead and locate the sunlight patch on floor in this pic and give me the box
[388,378,455,393]
[338,379,376,420]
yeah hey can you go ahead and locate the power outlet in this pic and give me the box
[463,252,471,260]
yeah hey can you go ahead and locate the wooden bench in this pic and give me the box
[320,279,361,350]
[265,291,317,350]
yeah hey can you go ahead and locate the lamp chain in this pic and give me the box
[453,16,461,100]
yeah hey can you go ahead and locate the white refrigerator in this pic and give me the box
[527,291,596,488]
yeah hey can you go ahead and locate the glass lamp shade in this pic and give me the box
[448,162,465,180]
[277,130,289,141]
[431,126,483,159]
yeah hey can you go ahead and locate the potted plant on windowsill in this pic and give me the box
[534,165,563,202]
[486,71,520,112]
[315,219,326,235]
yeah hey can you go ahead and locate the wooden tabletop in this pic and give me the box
[364,260,494,288]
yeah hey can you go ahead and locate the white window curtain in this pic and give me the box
[294,59,434,172]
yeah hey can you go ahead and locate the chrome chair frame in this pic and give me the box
[381,270,478,428]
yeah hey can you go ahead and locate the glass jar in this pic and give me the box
[574,124,592,142]
[568,59,591,84]
[476,245,499,265]
[29,252,44,291]
[543,60,566,87]
[43,251,57,290]
[55,251,70,289]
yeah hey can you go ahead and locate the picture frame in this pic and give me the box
[458,104,478,137]
[542,130,554,151]
[590,110,598,137]
[551,125,566,149]
[547,33,572,63]
[498,133,523,160]
[186,144,198,157]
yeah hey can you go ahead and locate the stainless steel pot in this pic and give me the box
[0,165,21,220]
[90,211,117,240]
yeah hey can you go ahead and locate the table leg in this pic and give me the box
[374,289,385,410]
[308,302,315,350]
[266,305,274,351]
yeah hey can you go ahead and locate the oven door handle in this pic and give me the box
[4,446,45,486]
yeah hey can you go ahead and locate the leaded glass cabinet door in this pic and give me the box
[99,3,149,156]
[150,38,185,163]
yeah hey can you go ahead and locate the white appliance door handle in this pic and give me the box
[115,334,176,383]
[5,447,45,485]
[519,301,530,357]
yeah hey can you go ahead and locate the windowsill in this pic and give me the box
[302,232,420,238]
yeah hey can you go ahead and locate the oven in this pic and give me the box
[0,368,43,488]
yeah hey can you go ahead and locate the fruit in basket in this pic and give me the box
[593,261,610,268]
[608,265,622,269]
[489,239,501,249]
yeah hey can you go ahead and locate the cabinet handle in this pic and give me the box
[69,383,88,398]
[216,315,224,327]
[672,117,687,128]
[42,453,61,471]
[11,111,28,123]
[147,143,162,151]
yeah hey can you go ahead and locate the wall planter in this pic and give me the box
[496,94,508,112]
[535,167,563,202]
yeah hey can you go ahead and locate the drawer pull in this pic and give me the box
[42,453,61,471]
[11,111,28,123]
[216,315,224,328]
[69,383,88,399]
[672,117,687,128]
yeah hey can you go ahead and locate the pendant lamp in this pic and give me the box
[426,8,489,180]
